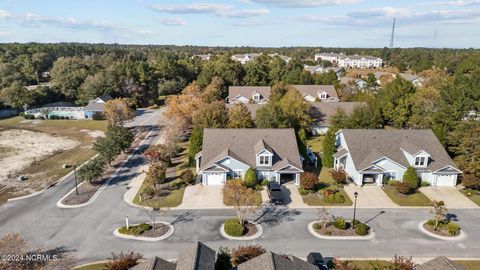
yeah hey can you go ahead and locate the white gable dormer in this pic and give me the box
[256,149,273,167]
[252,91,261,101]
[413,150,430,168]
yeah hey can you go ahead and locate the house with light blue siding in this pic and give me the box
[195,129,304,185]
[334,129,461,187]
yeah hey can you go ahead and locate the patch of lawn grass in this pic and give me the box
[40,119,108,132]
[0,116,23,126]
[461,189,480,206]
[134,183,185,208]
[223,189,263,206]
[306,135,324,153]
[454,260,480,270]
[302,188,352,206]
[346,260,393,269]
[74,262,108,270]
[383,186,432,206]
[319,167,336,185]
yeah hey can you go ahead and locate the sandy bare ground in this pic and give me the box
[0,129,79,188]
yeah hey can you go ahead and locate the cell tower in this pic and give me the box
[389,17,396,48]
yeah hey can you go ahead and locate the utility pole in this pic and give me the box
[389,17,396,48]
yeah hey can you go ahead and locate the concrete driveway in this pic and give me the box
[344,184,399,208]
[420,187,478,209]
[177,184,226,209]
[282,183,312,208]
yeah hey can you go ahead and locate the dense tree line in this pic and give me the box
[2,43,478,110]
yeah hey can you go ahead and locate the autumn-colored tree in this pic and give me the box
[278,88,312,130]
[300,172,318,190]
[317,207,332,230]
[193,101,228,129]
[164,90,203,128]
[431,200,447,230]
[223,180,258,225]
[104,98,135,127]
[146,163,167,190]
[227,103,254,128]
[389,255,415,270]
[0,233,76,270]
[231,244,266,266]
[202,76,224,102]
[104,251,142,270]
[408,86,440,128]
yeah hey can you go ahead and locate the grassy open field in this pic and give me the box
[0,116,107,202]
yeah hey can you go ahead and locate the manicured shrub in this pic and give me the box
[388,180,400,186]
[403,166,419,189]
[355,223,370,236]
[260,179,269,186]
[323,192,345,204]
[333,217,347,230]
[330,170,347,184]
[421,181,430,187]
[447,222,460,236]
[224,218,245,237]
[462,174,480,190]
[298,187,309,196]
[105,251,142,270]
[244,168,257,189]
[396,182,413,194]
[300,172,318,190]
[215,247,232,270]
[180,169,194,183]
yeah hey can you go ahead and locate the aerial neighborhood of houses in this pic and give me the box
[1,45,478,270]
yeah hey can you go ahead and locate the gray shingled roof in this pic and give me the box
[200,129,302,172]
[399,73,420,82]
[84,95,113,112]
[236,252,318,270]
[339,129,459,172]
[311,102,365,125]
[416,257,467,270]
[130,257,176,270]
[176,241,216,270]
[292,85,339,101]
[228,86,271,103]
[226,103,264,118]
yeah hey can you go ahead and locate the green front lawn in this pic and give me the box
[306,135,324,153]
[133,184,185,208]
[383,186,432,206]
[224,189,263,206]
[462,189,480,206]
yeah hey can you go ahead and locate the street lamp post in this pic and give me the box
[352,191,359,229]
[73,165,79,195]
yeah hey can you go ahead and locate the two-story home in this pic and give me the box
[310,102,365,135]
[195,129,304,185]
[292,85,340,102]
[230,53,262,64]
[228,86,271,104]
[333,129,461,187]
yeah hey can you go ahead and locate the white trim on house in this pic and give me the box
[370,156,407,170]
[433,165,462,174]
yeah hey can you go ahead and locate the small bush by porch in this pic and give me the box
[299,168,353,206]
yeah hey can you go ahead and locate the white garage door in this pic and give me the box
[435,174,455,187]
[206,173,225,185]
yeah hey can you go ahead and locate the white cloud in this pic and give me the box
[150,2,269,18]
[241,0,361,7]
[160,17,187,26]
[424,0,480,6]
[302,7,480,27]
[0,31,11,37]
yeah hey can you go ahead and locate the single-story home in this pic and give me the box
[228,86,271,104]
[195,128,304,185]
[333,129,461,187]
[339,77,367,91]
[416,256,467,270]
[237,252,318,270]
[84,94,113,118]
[399,73,424,87]
[305,65,343,77]
[292,85,339,102]
[310,102,366,135]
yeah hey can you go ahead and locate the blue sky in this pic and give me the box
[0,0,479,48]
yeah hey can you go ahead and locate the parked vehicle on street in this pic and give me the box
[307,252,328,270]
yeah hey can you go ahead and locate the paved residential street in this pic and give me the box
[1,108,480,264]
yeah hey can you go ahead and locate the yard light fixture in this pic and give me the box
[352,191,359,229]
[65,164,79,195]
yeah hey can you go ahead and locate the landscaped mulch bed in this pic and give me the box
[313,222,370,237]
[137,223,170,238]
[243,223,258,237]
[61,127,148,205]
[423,222,458,237]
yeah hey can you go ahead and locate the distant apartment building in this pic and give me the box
[315,52,383,69]
[231,53,291,64]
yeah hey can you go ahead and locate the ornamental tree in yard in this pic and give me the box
[322,128,337,168]
[104,98,135,127]
[78,157,105,183]
[231,244,266,266]
[93,135,121,166]
[223,180,257,225]
[227,103,254,128]
[300,172,318,190]
[105,251,142,270]
[244,168,257,189]
[403,166,419,189]
[431,200,447,230]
